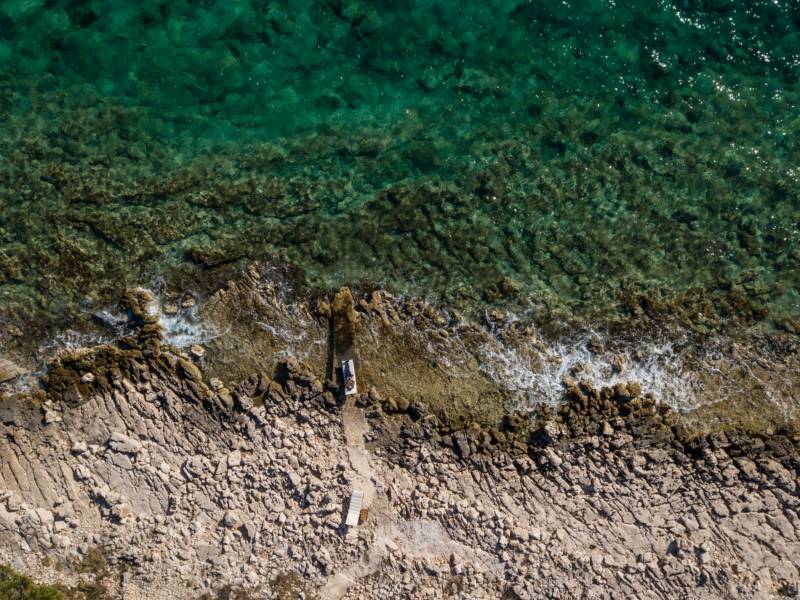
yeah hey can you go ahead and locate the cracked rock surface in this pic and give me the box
[1,364,798,598]
[0,288,798,599]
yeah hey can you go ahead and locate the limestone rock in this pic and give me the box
[71,441,88,454]
[223,510,241,529]
[108,432,142,454]
[44,409,62,424]
[0,358,24,383]
[227,450,242,468]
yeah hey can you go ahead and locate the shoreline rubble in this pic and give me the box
[0,281,798,598]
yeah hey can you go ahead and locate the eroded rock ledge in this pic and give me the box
[0,288,798,599]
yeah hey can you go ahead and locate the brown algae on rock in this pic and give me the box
[178,268,800,437]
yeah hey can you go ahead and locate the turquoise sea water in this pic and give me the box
[0,0,799,348]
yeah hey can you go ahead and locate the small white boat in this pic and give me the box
[345,489,364,527]
[342,359,358,396]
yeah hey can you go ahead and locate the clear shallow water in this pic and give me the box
[0,0,799,349]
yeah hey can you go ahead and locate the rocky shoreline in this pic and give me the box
[0,277,799,598]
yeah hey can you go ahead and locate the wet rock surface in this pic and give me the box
[0,287,798,598]
[0,358,25,384]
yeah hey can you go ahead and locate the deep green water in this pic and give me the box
[0,0,799,349]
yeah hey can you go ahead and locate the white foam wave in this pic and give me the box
[476,332,705,412]
[158,302,220,348]
[255,318,317,362]
[255,320,308,344]
[36,297,217,360]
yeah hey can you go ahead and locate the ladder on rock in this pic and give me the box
[344,489,364,527]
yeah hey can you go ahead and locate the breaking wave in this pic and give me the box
[158,301,220,349]
[475,333,705,412]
